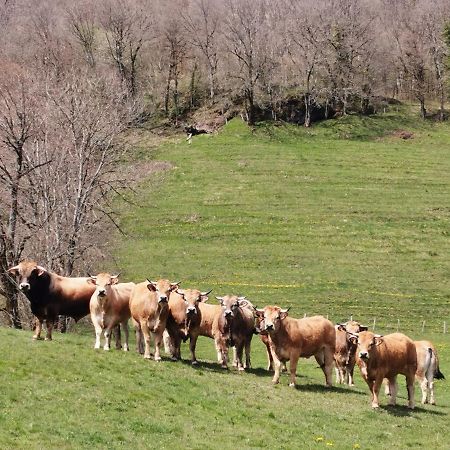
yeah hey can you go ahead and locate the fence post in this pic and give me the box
[422,320,425,333]
[444,321,447,334]
[396,319,400,332]
[373,318,376,332]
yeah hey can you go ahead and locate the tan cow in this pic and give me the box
[352,331,417,409]
[129,279,179,361]
[414,340,445,404]
[334,321,368,385]
[88,273,135,351]
[255,306,335,387]
[165,288,212,362]
[216,295,255,371]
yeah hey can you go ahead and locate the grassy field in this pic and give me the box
[2,106,450,449]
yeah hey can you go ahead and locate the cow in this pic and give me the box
[352,331,417,409]
[7,259,96,340]
[164,288,212,362]
[255,306,335,387]
[129,279,179,361]
[414,340,445,405]
[88,273,135,351]
[334,321,368,386]
[216,295,255,371]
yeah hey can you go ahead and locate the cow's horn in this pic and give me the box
[255,308,265,313]
[237,296,246,301]
[201,289,212,296]
[280,307,290,313]
[112,273,120,278]
[88,273,97,279]
[170,281,180,286]
[215,296,224,301]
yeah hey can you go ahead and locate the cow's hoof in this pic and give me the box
[171,356,178,362]
[32,336,43,341]
[289,383,296,388]
[154,356,162,362]
[123,346,129,352]
[44,337,52,341]
[272,380,279,385]
[144,355,151,360]
[103,347,110,351]
[238,366,245,372]
[408,404,415,410]
[371,403,380,409]
[191,360,198,366]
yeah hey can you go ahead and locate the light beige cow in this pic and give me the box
[88,272,135,351]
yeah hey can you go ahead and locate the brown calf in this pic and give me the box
[256,306,335,387]
[129,279,179,360]
[334,321,368,385]
[88,273,135,351]
[353,331,417,409]
[216,295,255,371]
[7,259,95,340]
[165,288,211,362]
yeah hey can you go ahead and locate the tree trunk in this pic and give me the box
[0,270,22,329]
[304,93,311,128]
[419,98,426,119]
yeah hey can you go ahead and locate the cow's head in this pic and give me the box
[216,295,248,320]
[177,288,211,316]
[88,272,119,298]
[343,320,368,334]
[254,305,289,333]
[351,331,383,361]
[7,260,47,293]
[146,279,180,303]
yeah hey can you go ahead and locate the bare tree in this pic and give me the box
[67,2,97,68]
[223,0,270,125]
[102,0,152,98]
[182,0,221,101]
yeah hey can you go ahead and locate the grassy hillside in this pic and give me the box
[2,106,450,449]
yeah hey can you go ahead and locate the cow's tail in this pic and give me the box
[428,347,445,380]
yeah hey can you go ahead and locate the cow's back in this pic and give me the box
[110,282,135,317]
[129,282,157,320]
[284,316,335,357]
[167,292,186,325]
[414,340,435,378]
[48,275,95,320]
[198,303,222,337]
[376,333,417,377]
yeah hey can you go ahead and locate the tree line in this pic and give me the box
[1,0,450,328]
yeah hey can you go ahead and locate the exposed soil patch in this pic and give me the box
[391,129,414,139]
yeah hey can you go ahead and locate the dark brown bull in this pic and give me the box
[7,259,96,340]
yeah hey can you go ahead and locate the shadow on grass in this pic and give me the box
[379,404,446,417]
[294,383,366,396]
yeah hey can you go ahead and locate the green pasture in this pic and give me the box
[2,106,450,448]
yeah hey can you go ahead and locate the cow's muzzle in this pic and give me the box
[98,289,106,297]
[359,351,369,360]
[186,307,197,315]
[265,323,274,331]
[158,296,168,303]
[224,310,233,318]
[19,282,30,292]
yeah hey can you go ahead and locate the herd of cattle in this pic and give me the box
[7,259,445,409]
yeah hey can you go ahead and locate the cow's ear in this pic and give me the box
[200,294,209,303]
[337,324,346,332]
[176,289,185,296]
[111,274,120,285]
[238,299,249,308]
[87,277,96,285]
[375,336,383,346]
[348,335,358,345]
[146,280,157,291]
[359,325,368,332]
[36,266,46,277]
[215,296,224,305]
[7,266,20,276]
[254,308,264,317]
[170,281,180,291]
[279,308,290,320]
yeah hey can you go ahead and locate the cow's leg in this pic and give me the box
[348,363,355,386]
[189,334,199,365]
[171,334,182,361]
[232,347,238,368]
[406,373,415,409]
[216,337,228,369]
[387,377,398,406]
[244,338,252,369]
[417,375,428,404]
[103,325,113,351]
[235,342,245,371]
[33,317,44,340]
[45,319,54,341]
[371,377,383,408]
[272,353,282,384]
[113,324,122,350]
[428,371,435,405]
[152,331,162,361]
[121,321,129,352]
[91,316,103,349]
[315,348,333,387]
[289,355,299,387]
[135,326,143,354]
[265,342,274,371]
[140,321,152,359]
